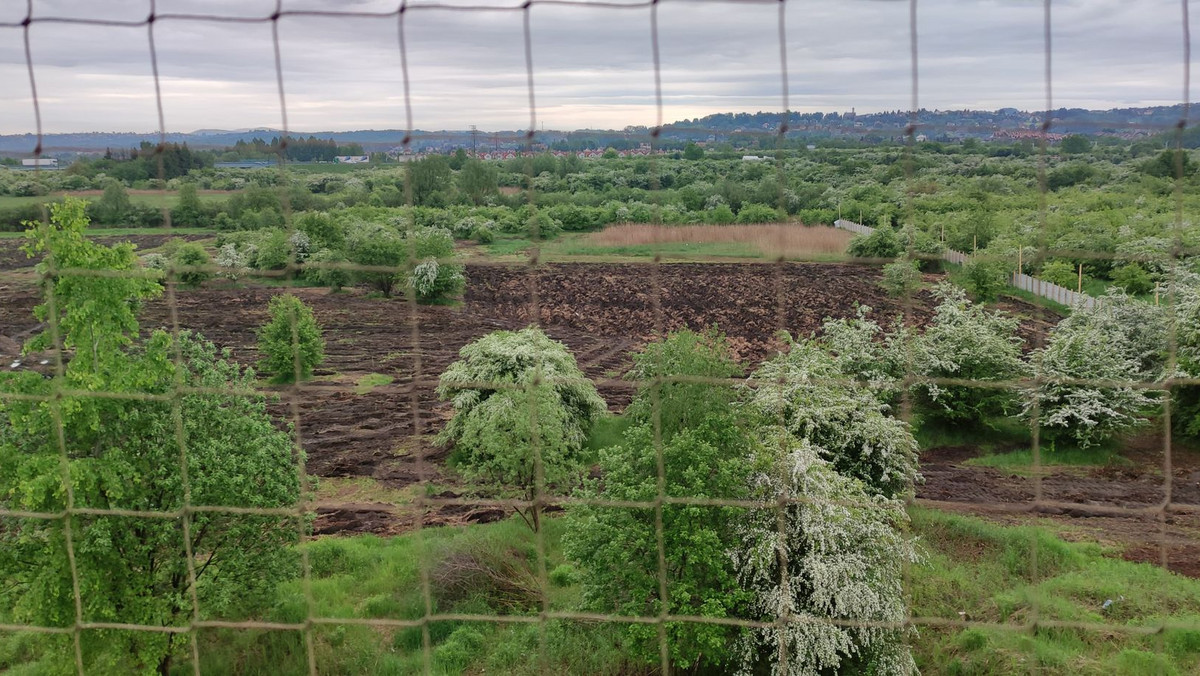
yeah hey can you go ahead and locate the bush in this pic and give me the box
[547,564,579,587]
[437,327,606,529]
[345,221,406,296]
[1039,260,1079,289]
[406,227,465,303]
[471,223,495,244]
[257,294,326,383]
[912,284,1026,422]
[881,257,922,297]
[1112,262,1153,295]
[847,225,901,259]
[735,202,780,223]
[254,229,291,270]
[1024,291,1165,447]
[305,248,350,291]
[961,257,1010,302]
[171,242,212,287]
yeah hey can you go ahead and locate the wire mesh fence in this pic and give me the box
[0,0,1198,674]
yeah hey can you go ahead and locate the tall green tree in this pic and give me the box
[0,199,302,675]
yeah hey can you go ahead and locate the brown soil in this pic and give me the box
[3,255,1196,576]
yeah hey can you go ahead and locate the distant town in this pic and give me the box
[1,103,1194,163]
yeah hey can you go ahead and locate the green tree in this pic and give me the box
[1,202,301,675]
[437,327,606,530]
[345,221,406,296]
[305,247,350,291]
[564,330,754,670]
[682,142,704,160]
[409,155,452,206]
[96,178,132,224]
[171,241,212,288]
[1059,134,1093,154]
[257,294,326,383]
[171,182,206,226]
[457,158,499,205]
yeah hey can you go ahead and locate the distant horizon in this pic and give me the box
[1,102,1195,139]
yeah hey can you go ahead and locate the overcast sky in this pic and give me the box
[0,0,1193,134]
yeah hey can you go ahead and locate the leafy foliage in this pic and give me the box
[438,328,605,529]
[912,285,1026,422]
[732,438,919,676]
[564,330,755,670]
[0,208,301,675]
[847,225,901,259]
[171,241,212,287]
[1024,290,1165,447]
[257,294,326,383]
[746,338,919,498]
[881,257,921,297]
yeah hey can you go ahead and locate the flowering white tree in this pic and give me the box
[732,438,919,676]
[746,338,919,498]
[819,305,912,402]
[1024,291,1165,447]
[912,284,1026,422]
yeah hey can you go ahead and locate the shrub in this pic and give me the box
[912,284,1026,422]
[214,242,252,281]
[622,328,742,441]
[1024,290,1165,447]
[548,564,579,587]
[847,225,901,259]
[171,242,212,287]
[305,248,350,291]
[819,305,912,400]
[1039,260,1079,289]
[140,252,168,271]
[735,202,780,223]
[746,338,919,497]
[471,223,495,244]
[437,327,605,529]
[345,221,406,296]
[1112,262,1153,295]
[254,229,291,270]
[257,294,326,383]
[406,227,464,303]
[881,257,921,297]
[732,438,919,676]
[961,257,1010,302]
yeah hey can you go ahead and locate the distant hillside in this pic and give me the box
[1,104,1194,156]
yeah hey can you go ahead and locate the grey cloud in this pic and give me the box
[0,0,1194,134]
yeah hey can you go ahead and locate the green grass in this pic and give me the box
[909,507,1200,675]
[355,373,395,395]
[965,444,1132,472]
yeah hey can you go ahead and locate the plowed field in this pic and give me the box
[2,255,1197,576]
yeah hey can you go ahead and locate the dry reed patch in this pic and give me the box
[586,223,853,258]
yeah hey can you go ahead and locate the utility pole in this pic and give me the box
[469,125,478,157]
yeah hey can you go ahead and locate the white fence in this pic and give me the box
[1010,272,1097,309]
[833,219,1094,309]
